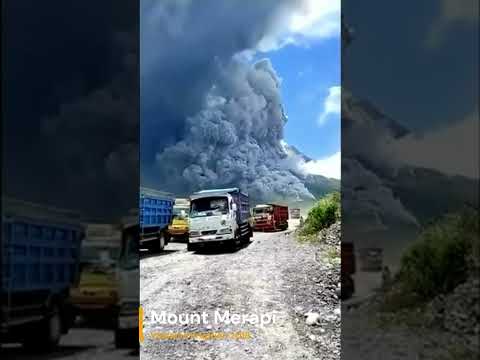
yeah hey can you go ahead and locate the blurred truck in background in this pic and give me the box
[70,224,120,323]
[1,198,84,351]
[358,247,383,272]
[139,187,174,252]
[168,198,190,242]
[115,209,139,349]
[252,204,289,231]
[341,242,356,300]
[188,188,252,251]
[290,208,301,219]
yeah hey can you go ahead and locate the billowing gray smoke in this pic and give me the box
[142,0,314,202]
[153,59,314,201]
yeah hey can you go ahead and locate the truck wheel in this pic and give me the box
[115,328,138,349]
[341,274,355,300]
[23,305,62,351]
[151,232,166,253]
[228,236,239,251]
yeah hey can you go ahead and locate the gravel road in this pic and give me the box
[140,225,340,360]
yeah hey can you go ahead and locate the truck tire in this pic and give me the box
[115,328,138,349]
[228,233,240,251]
[23,304,62,352]
[151,231,166,253]
[341,274,355,300]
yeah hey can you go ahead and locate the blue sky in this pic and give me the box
[265,39,340,160]
[344,0,478,132]
[342,0,478,179]
[248,0,341,178]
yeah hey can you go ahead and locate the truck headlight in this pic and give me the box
[189,231,200,237]
[217,227,232,235]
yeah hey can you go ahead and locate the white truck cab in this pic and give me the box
[187,188,251,251]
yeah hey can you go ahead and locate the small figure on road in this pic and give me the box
[299,216,304,227]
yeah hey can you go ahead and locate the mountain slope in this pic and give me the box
[342,91,478,226]
[304,174,340,199]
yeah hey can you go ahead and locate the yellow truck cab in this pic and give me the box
[168,198,190,241]
[70,224,120,321]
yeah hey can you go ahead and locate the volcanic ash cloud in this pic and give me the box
[153,59,314,202]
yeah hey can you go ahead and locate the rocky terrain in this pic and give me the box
[342,261,479,359]
[285,221,341,359]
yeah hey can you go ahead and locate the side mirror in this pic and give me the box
[232,203,237,212]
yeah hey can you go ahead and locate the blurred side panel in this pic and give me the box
[1,1,139,357]
[341,1,478,359]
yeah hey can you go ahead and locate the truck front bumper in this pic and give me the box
[117,301,139,330]
[118,315,138,330]
[189,233,234,244]
[168,228,188,237]
[253,221,275,231]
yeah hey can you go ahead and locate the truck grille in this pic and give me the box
[201,230,217,235]
[254,219,270,225]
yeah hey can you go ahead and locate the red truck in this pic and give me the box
[252,204,289,231]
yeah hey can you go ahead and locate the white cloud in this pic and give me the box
[289,0,340,38]
[257,0,340,52]
[390,112,479,179]
[439,0,478,23]
[426,0,478,48]
[302,151,341,179]
[318,85,340,125]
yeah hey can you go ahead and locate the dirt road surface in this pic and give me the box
[0,321,137,360]
[140,225,340,360]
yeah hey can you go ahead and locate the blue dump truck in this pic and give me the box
[139,187,174,252]
[188,188,252,251]
[1,198,84,350]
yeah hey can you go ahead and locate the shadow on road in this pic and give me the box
[75,315,116,330]
[169,238,188,244]
[0,345,95,360]
[139,249,180,260]
[192,240,253,255]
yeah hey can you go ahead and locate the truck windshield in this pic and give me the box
[80,245,119,273]
[190,197,228,217]
[254,207,272,215]
[173,207,189,220]
[119,229,139,270]
[81,246,119,266]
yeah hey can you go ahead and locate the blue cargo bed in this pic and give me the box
[139,187,174,231]
[1,198,84,293]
